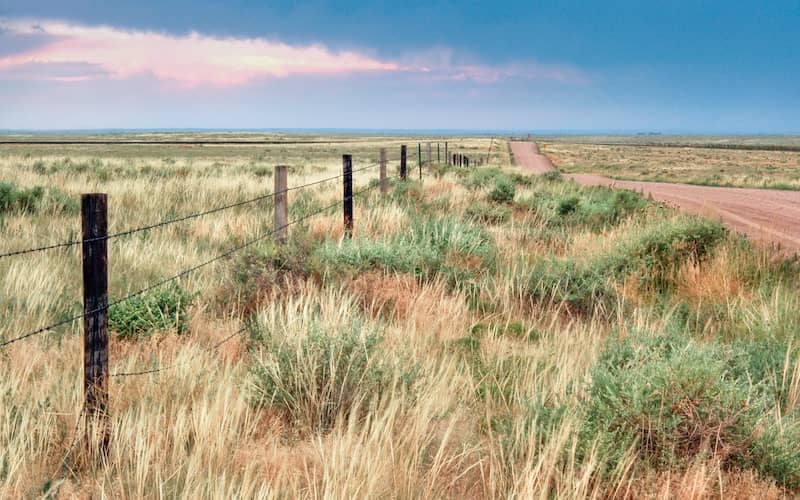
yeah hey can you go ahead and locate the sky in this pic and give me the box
[0,0,798,133]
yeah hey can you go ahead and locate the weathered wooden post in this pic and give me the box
[82,193,110,457]
[427,142,432,174]
[445,142,449,165]
[418,143,423,180]
[379,148,388,196]
[452,153,456,166]
[437,143,441,163]
[274,165,288,244]
[343,155,353,238]
[400,145,407,180]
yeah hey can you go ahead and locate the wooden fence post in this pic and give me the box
[274,165,288,244]
[452,153,456,166]
[400,145,407,180]
[343,155,353,238]
[427,143,432,174]
[437,143,441,163]
[445,142,449,165]
[418,143,422,180]
[379,148,388,196]
[82,193,110,457]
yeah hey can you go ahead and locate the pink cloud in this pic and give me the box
[0,18,587,87]
[0,18,400,86]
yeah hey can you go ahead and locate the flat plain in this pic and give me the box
[2,134,800,498]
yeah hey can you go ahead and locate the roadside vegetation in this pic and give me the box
[1,136,798,497]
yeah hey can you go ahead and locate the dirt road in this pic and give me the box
[510,141,557,174]
[510,141,800,254]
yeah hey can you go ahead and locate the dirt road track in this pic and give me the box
[510,141,557,174]
[510,141,800,254]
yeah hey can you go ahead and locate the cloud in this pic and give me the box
[0,17,586,86]
[401,47,588,84]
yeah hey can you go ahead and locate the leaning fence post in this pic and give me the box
[274,165,288,244]
[400,145,407,180]
[343,155,353,238]
[82,193,110,457]
[427,143,432,174]
[379,148,388,196]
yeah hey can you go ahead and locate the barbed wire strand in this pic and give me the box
[0,181,381,349]
[0,160,387,260]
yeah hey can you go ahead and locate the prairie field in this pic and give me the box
[542,139,800,190]
[2,134,800,498]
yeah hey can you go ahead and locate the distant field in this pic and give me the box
[541,134,800,150]
[541,140,800,190]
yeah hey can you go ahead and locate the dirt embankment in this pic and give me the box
[510,141,800,254]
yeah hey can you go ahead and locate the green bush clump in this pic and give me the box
[465,203,511,224]
[312,216,496,285]
[0,182,78,215]
[109,285,193,339]
[464,168,503,189]
[250,319,415,432]
[521,185,648,231]
[489,176,516,203]
[0,183,44,213]
[526,217,726,314]
[583,329,800,487]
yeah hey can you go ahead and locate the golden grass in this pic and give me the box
[542,141,800,189]
[1,135,797,497]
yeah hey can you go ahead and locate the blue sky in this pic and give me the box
[0,0,798,133]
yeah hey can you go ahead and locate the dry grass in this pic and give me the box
[542,141,800,189]
[1,135,798,498]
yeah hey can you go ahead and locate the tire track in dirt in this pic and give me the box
[510,141,800,254]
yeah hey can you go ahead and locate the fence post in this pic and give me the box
[400,145,407,180]
[418,143,422,180]
[379,148,388,196]
[82,193,110,457]
[437,143,441,163]
[445,142,449,165]
[274,165,288,244]
[427,143,432,174]
[343,155,353,238]
[452,153,456,166]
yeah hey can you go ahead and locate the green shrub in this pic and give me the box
[582,329,800,487]
[312,216,496,285]
[520,186,648,231]
[0,182,78,215]
[250,319,414,432]
[526,217,726,314]
[489,176,516,203]
[109,285,193,339]
[465,203,511,224]
[464,168,503,190]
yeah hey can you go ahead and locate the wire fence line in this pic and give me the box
[0,175,385,349]
[0,158,395,261]
[0,141,482,465]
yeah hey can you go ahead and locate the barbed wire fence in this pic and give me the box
[0,140,482,463]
